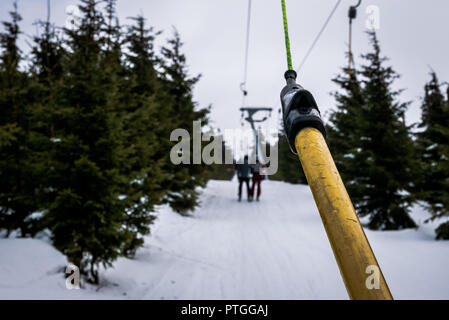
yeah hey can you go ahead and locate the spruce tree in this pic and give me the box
[0,2,41,237]
[159,30,210,214]
[0,0,213,282]
[28,5,67,236]
[117,14,167,256]
[326,66,365,195]
[327,33,417,230]
[354,31,416,230]
[44,0,126,284]
[415,72,449,239]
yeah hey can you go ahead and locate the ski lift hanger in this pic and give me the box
[240,107,273,114]
[349,0,362,21]
[240,107,272,126]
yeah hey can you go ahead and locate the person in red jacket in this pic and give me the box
[250,159,264,201]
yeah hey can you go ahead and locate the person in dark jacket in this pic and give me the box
[250,159,264,201]
[235,155,251,202]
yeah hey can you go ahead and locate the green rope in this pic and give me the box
[281,0,293,70]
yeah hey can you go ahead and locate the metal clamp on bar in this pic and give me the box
[280,70,326,154]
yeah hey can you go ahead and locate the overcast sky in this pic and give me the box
[1,0,449,135]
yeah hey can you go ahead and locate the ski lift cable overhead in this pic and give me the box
[239,0,273,135]
[240,0,252,99]
[295,0,342,74]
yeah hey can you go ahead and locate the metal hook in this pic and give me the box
[349,0,362,20]
[240,82,248,96]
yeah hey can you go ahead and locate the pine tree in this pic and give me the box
[0,0,213,282]
[327,33,417,230]
[159,29,210,214]
[116,13,167,257]
[415,72,449,239]
[44,0,126,284]
[326,66,364,195]
[28,3,67,236]
[0,1,41,237]
[354,31,416,230]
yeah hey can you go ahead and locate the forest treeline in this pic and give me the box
[0,0,212,284]
[274,31,449,238]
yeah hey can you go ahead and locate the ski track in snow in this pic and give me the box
[1,180,449,299]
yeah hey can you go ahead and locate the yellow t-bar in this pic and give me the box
[295,127,393,300]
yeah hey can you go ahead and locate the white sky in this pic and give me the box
[2,0,449,137]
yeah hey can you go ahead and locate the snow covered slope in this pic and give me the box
[1,180,448,300]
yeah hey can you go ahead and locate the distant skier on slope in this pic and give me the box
[235,155,251,202]
[250,158,264,202]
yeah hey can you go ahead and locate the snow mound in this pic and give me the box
[0,180,448,299]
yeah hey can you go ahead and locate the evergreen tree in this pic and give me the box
[28,4,67,236]
[354,31,416,230]
[326,66,364,194]
[0,0,212,282]
[0,2,40,237]
[44,0,126,284]
[415,72,449,239]
[327,32,416,230]
[116,14,167,257]
[159,30,210,214]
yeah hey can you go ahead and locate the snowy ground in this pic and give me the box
[1,180,448,300]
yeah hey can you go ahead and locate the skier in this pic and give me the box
[250,158,264,201]
[235,155,251,202]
